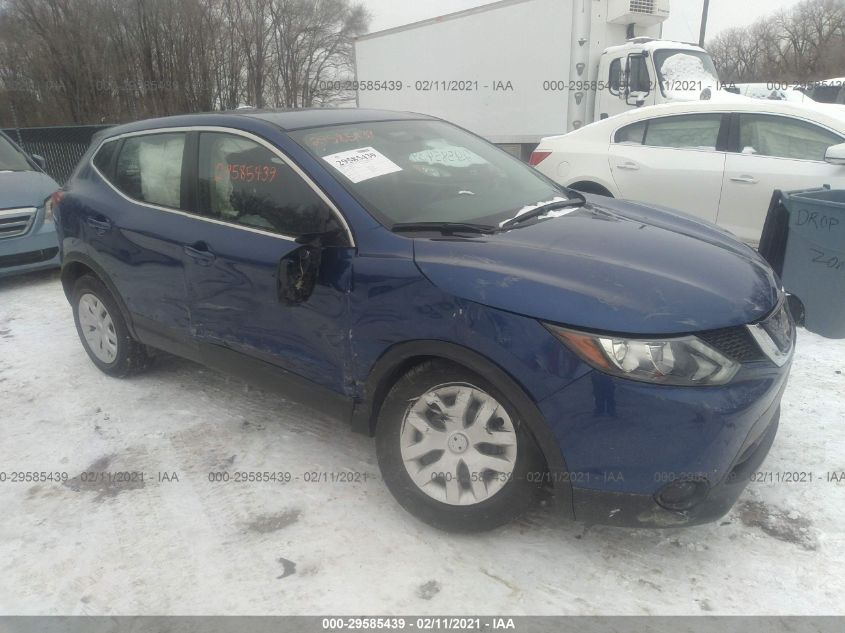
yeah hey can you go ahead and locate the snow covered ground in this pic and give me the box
[1,269,844,616]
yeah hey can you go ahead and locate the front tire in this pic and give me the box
[376,360,544,532]
[71,275,152,377]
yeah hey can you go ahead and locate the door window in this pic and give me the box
[114,133,185,208]
[93,140,119,177]
[738,115,842,161]
[608,58,623,96]
[644,114,722,150]
[614,121,647,144]
[198,132,341,239]
[628,55,651,95]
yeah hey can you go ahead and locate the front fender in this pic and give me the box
[352,339,576,519]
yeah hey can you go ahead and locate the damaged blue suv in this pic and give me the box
[55,109,794,531]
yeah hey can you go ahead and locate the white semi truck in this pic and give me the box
[354,0,722,159]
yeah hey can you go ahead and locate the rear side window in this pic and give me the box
[197,132,340,238]
[114,133,186,209]
[615,121,646,144]
[644,114,722,150]
[739,115,842,161]
[92,140,118,177]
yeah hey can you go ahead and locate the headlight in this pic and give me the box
[546,324,740,386]
[43,191,63,223]
[43,196,55,223]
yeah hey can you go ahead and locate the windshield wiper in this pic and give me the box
[500,191,587,230]
[391,221,497,235]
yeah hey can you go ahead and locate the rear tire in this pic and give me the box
[71,275,152,377]
[376,360,544,532]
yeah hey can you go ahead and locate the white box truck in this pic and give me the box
[354,0,722,159]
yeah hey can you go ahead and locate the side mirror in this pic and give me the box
[825,142,845,166]
[742,146,758,155]
[277,238,323,305]
[31,154,47,170]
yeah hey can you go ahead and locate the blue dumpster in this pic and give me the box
[759,186,845,339]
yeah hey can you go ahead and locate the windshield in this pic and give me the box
[0,134,35,172]
[654,49,720,95]
[290,120,564,227]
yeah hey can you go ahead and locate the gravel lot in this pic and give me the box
[1,269,844,615]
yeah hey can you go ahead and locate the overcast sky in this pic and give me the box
[361,0,805,41]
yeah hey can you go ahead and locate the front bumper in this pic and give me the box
[538,360,790,528]
[0,210,60,277]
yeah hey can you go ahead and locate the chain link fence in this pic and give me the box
[2,125,113,184]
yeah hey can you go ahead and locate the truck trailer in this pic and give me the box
[354,0,721,159]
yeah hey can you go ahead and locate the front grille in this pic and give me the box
[0,247,58,269]
[0,207,37,239]
[698,326,765,363]
[629,0,655,14]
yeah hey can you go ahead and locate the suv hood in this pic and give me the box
[412,197,779,335]
[0,170,59,209]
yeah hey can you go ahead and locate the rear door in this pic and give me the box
[182,129,354,393]
[718,113,845,246]
[86,131,195,349]
[609,113,729,223]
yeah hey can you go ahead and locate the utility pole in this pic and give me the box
[699,0,711,48]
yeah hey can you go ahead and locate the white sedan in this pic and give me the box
[531,101,845,246]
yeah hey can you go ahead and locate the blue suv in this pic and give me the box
[0,131,60,277]
[55,109,794,531]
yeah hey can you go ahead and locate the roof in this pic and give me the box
[355,0,535,42]
[583,98,845,134]
[94,108,434,139]
[602,40,706,56]
[244,108,432,129]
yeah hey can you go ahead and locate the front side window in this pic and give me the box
[0,133,34,172]
[608,58,623,95]
[289,120,563,227]
[197,132,340,239]
[739,115,843,161]
[644,114,722,150]
[114,133,185,208]
[628,56,651,94]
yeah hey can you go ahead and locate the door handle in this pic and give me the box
[616,162,640,171]
[731,175,758,184]
[183,241,216,265]
[86,217,112,232]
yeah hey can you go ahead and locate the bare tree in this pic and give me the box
[708,0,845,84]
[268,0,368,108]
[0,0,369,126]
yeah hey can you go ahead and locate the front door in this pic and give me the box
[718,113,845,246]
[183,130,354,394]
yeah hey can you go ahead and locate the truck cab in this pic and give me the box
[594,39,721,122]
